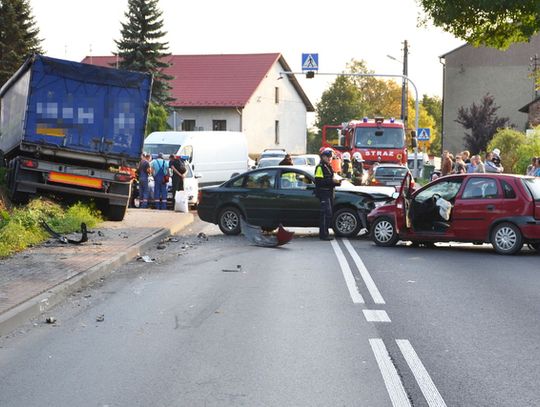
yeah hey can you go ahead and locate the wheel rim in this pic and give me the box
[495,226,517,251]
[221,210,239,231]
[336,212,357,234]
[374,220,394,243]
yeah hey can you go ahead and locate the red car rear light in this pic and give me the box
[198,190,203,203]
[21,159,38,169]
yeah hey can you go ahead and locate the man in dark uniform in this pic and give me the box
[314,149,341,240]
[169,154,186,209]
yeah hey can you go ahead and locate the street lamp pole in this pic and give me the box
[280,70,421,177]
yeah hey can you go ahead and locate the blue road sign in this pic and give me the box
[417,128,431,141]
[302,53,319,71]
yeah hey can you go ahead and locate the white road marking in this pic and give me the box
[343,239,386,304]
[330,239,364,303]
[396,339,447,407]
[369,338,412,407]
[363,309,391,322]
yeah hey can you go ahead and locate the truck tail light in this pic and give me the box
[115,173,132,182]
[21,159,38,169]
[198,190,203,204]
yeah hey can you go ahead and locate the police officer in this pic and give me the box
[314,149,341,240]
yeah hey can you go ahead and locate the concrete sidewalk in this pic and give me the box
[0,208,194,336]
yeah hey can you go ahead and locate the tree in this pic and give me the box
[421,95,442,155]
[145,102,170,136]
[0,0,43,86]
[115,0,174,107]
[306,128,320,154]
[455,94,509,154]
[512,128,540,174]
[418,1,540,49]
[487,128,526,174]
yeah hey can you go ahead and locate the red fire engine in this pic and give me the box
[322,117,410,168]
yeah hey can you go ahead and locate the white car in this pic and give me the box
[296,154,320,166]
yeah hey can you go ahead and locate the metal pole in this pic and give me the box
[282,70,420,177]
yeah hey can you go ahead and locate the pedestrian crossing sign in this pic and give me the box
[417,128,431,141]
[302,53,319,71]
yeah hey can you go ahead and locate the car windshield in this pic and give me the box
[144,143,181,155]
[375,167,408,177]
[414,179,463,203]
[258,158,282,167]
[292,157,307,165]
[354,127,405,148]
[522,178,540,200]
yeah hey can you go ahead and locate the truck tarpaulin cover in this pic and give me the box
[0,54,152,160]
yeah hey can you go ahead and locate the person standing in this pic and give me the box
[151,153,169,210]
[485,152,502,173]
[453,155,467,174]
[169,154,186,208]
[341,152,353,179]
[279,154,293,165]
[441,150,453,176]
[314,149,341,241]
[137,153,151,208]
[351,152,365,185]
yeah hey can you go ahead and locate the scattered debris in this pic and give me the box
[240,219,294,247]
[92,242,103,246]
[137,255,155,263]
[197,232,208,240]
[119,232,129,239]
[407,280,416,284]
[96,314,105,322]
[45,317,56,324]
[222,265,242,272]
[157,244,166,250]
[167,237,179,243]
[98,231,105,237]
[84,294,92,298]
[41,221,88,244]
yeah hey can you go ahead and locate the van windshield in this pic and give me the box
[144,143,181,155]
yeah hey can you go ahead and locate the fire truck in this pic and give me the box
[321,117,413,169]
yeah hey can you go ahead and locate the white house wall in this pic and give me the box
[168,108,241,132]
[242,62,308,155]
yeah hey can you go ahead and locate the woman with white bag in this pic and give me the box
[169,154,188,212]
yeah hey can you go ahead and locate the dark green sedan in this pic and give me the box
[197,166,394,237]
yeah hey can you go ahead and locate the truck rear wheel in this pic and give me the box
[104,204,128,221]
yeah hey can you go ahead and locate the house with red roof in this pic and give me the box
[82,53,314,155]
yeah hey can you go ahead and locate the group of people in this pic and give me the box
[137,153,186,209]
[435,148,504,180]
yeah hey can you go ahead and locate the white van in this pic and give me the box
[144,131,250,186]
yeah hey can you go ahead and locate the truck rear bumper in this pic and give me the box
[18,180,129,205]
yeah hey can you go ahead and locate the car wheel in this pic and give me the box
[218,206,242,235]
[371,216,399,247]
[491,222,523,255]
[333,208,362,237]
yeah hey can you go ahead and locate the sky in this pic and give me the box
[29,0,464,110]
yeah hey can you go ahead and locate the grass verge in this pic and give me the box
[0,199,102,258]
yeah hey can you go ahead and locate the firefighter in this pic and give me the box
[341,152,353,179]
[352,152,365,186]
[314,149,341,240]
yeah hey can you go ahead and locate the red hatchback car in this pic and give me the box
[368,173,540,255]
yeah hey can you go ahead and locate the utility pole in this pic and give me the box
[402,40,409,131]
[530,54,539,100]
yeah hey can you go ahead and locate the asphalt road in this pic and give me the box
[1,218,539,406]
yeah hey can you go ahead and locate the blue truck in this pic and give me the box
[0,55,152,220]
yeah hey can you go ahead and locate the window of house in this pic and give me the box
[181,120,196,131]
[275,120,280,144]
[275,87,279,104]
[213,120,226,131]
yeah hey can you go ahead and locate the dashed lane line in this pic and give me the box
[396,339,447,407]
[343,238,386,304]
[363,309,391,322]
[330,239,364,304]
[369,338,412,407]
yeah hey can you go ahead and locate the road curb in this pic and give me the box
[0,213,194,337]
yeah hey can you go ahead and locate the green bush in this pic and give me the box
[0,199,102,258]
